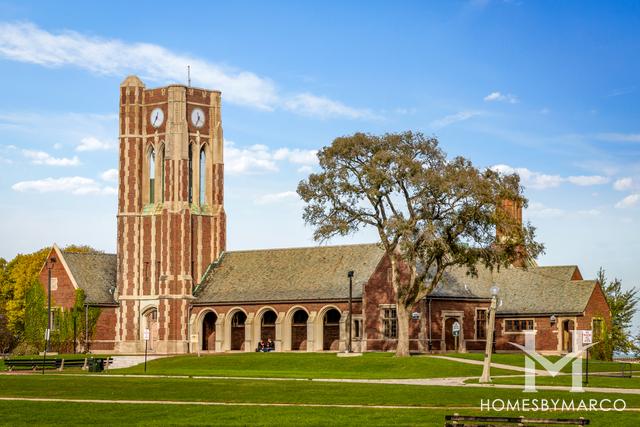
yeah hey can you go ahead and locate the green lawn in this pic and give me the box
[0,375,637,425]
[114,353,515,379]
[0,400,636,426]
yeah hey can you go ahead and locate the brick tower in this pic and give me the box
[115,76,226,353]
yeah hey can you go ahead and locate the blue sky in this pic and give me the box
[0,1,638,306]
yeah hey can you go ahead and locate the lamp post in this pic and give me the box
[480,284,499,384]
[347,270,354,353]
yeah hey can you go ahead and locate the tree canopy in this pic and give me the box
[298,131,544,355]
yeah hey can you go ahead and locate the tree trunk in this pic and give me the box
[395,301,411,357]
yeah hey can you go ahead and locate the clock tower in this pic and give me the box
[115,76,226,353]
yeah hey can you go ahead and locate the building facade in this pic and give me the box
[39,76,611,355]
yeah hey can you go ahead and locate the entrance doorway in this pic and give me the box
[562,320,574,353]
[323,309,341,351]
[202,311,217,351]
[444,317,462,352]
[230,311,246,351]
[143,308,159,351]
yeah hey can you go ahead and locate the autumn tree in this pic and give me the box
[298,132,544,356]
[596,268,638,356]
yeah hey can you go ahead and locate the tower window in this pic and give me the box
[160,145,165,202]
[148,148,156,204]
[199,146,206,205]
[188,144,193,203]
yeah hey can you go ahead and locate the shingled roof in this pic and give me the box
[195,243,385,303]
[62,252,117,305]
[431,264,597,315]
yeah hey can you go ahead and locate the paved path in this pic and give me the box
[430,355,550,376]
[109,355,166,369]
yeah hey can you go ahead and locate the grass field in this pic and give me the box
[1,353,639,425]
[0,375,637,425]
[115,352,515,378]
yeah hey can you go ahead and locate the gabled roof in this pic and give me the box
[195,243,385,303]
[430,264,597,315]
[61,251,117,305]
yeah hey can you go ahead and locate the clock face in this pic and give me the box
[191,108,205,128]
[150,108,164,128]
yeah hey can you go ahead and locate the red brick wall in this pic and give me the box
[90,307,117,351]
[39,251,77,310]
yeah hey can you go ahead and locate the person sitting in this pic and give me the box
[256,340,265,352]
[266,337,275,352]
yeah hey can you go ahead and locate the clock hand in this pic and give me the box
[153,113,158,125]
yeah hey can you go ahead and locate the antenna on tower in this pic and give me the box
[187,65,191,87]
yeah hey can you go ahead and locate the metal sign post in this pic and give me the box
[581,330,593,385]
[143,328,150,373]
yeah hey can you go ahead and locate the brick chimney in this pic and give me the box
[496,198,526,267]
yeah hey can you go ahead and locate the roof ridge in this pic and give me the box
[62,251,115,256]
[225,242,381,254]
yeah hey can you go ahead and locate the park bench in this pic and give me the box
[56,358,87,371]
[5,358,58,371]
[445,414,589,426]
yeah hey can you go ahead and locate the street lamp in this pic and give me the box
[347,271,354,353]
[480,283,499,383]
[42,255,56,374]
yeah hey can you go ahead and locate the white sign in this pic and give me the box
[411,312,421,320]
[143,328,150,341]
[581,330,593,344]
[452,321,461,333]
[44,328,50,341]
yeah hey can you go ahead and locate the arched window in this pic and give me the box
[199,146,206,205]
[148,147,156,203]
[188,144,193,203]
[159,145,165,202]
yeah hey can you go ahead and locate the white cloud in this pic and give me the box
[491,164,563,189]
[566,175,609,186]
[100,168,118,182]
[615,194,640,209]
[283,93,374,119]
[254,191,299,205]
[12,176,116,195]
[430,111,482,129]
[595,133,640,143]
[76,136,114,151]
[0,22,370,119]
[613,177,634,191]
[483,91,518,104]
[526,202,565,218]
[224,140,317,175]
[491,164,609,190]
[22,149,80,166]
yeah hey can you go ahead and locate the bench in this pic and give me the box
[56,358,87,371]
[445,414,589,426]
[5,358,58,371]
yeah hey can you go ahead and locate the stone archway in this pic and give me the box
[290,309,309,351]
[260,309,277,342]
[230,311,247,351]
[323,308,341,351]
[202,311,217,351]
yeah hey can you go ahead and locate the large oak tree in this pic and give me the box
[297,132,544,356]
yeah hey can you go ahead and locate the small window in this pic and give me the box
[504,319,534,332]
[50,308,61,331]
[382,306,397,339]
[231,312,246,327]
[354,319,362,339]
[50,277,58,291]
[188,144,194,203]
[476,309,487,339]
[592,318,604,340]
